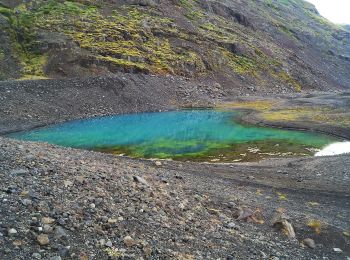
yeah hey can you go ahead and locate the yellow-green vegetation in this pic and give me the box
[16,1,205,75]
[277,192,287,201]
[178,0,205,20]
[306,201,320,207]
[262,107,313,121]
[217,100,277,110]
[104,248,125,258]
[275,71,302,91]
[307,219,324,234]
[261,107,350,127]
[219,100,350,128]
[19,53,48,79]
[0,4,48,79]
[222,49,258,75]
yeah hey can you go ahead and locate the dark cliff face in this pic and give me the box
[0,0,349,93]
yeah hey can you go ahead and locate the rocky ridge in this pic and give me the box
[0,0,350,92]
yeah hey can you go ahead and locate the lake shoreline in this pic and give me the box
[0,76,350,259]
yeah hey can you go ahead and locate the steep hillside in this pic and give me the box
[0,0,350,93]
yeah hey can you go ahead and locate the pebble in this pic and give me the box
[37,234,50,246]
[42,217,55,225]
[8,228,18,236]
[21,198,32,206]
[124,236,135,247]
[10,169,29,175]
[43,224,53,233]
[54,226,68,239]
[105,240,113,247]
[303,238,316,249]
[133,176,149,186]
[58,246,70,257]
[89,203,96,209]
[333,248,343,253]
[64,180,73,187]
[155,161,162,166]
[32,253,42,259]
[99,239,106,246]
[143,245,152,256]
[226,222,236,229]
[107,218,117,224]
[50,256,62,260]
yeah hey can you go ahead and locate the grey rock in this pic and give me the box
[21,199,32,206]
[106,240,113,247]
[8,228,17,236]
[54,226,68,239]
[49,256,62,260]
[10,168,29,175]
[303,238,316,249]
[32,253,42,259]
[133,176,149,186]
[43,224,54,233]
[226,222,236,229]
[99,239,106,246]
[58,246,70,257]
[37,234,50,246]
[333,248,343,253]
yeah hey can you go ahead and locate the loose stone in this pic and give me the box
[303,238,316,249]
[37,234,50,246]
[123,236,135,247]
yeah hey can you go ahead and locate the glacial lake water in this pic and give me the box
[8,109,340,162]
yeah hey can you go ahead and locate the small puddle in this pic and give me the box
[7,109,341,162]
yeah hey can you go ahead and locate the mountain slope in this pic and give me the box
[0,0,349,93]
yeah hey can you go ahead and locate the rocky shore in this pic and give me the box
[1,137,349,259]
[0,76,350,259]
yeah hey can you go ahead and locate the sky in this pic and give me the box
[305,0,350,24]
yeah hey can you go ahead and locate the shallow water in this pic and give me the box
[8,110,339,162]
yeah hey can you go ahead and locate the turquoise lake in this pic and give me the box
[8,110,338,162]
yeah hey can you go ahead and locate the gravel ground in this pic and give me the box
[1,138,349,259]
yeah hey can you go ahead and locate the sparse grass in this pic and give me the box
[222,49,258,75]
[307,219,324,234]
[218,100,277,110]
[15,1,205,75]
[261,107,350,127]
[19,53,47,79]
